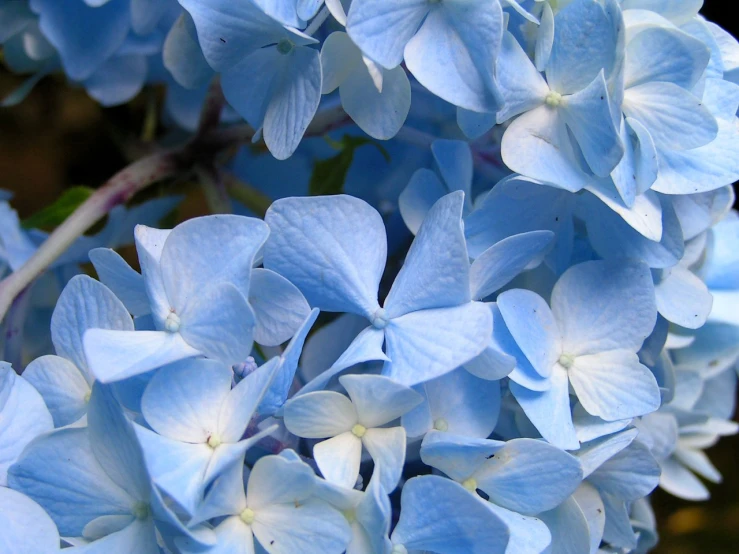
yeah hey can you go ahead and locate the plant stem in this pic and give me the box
[0,150,183,321]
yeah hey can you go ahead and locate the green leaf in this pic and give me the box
[22,186,95,230]
[309,135,390,196]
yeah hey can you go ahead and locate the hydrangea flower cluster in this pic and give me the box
[1,0,739,553]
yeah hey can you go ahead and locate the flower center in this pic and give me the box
[83,390,91,403]
[392,545,409,554]
[132,502,150,520]
[558,353,575,369]
[462,477,478,492]
[277,39,294,55]
[343,509,357,524]
[433,418,449,432]
[371,308,389,330]
[545,91,562,107]
[207,434,222,449]
[164,311,181,333]
[240,508,256,525]
[351,424,367,438]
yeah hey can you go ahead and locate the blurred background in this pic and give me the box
[0,2,737,552]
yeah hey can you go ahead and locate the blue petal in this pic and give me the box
[29,0,130,80]
[264,195,385,318]
[222,44,322,160]
[385,192,471,317]
[404,1,504,112]
[391,474,510,554]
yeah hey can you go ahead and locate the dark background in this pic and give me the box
[0,3,737,552]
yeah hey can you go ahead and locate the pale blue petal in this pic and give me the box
[470,231,554,300]
[163,12,214,90]
[51,275,134,376]
[589,441,660,501]
[651,119,739,195]
[252,499,352,554]
[510,366,579,450]
[464,176,576,270]
[259,308,319,415]
[535,1,554,71]
[551,260,657,356]
[659,456,709,500]
[611,117,658,206]
[495,31,549,123]
[623,82,718,150]
[89,248,150,317]
[346,0,430,69]
[340,374,422,428]
[84,55,148,107]
[142,358,232,443]
[298,326,387,396]
[497,289,561,378]
[355,474,393,554]
[284,391,357,438]
[404,368,500,439]
[87,384,150,500]
[246,454,317,507]
[249,269,311,347]
[252,0,302,27]
[456,108,496,140]
[420,431,505,482]
[537,496,591,554]
[297,0,323,22]
[134,426,213,516]
[0,487,60,554]
[341,63,411,140]
[383,303,492,386]
[30,0,129,80]
[625,26,709,90]
[314,432,362,488]
[22,355,90,427]
[160,215,268,308]
[178,0,285,71]
[83,329,201,383]
[222,45,322,160]
[432,139,473,200]
[582,192,683,268]
[134,225,171,327]
[569,350,661,421]
[264,195,385,318]
[179,283,255,365]
[218,361,280,443]
[501,105,593,192]
[702,78,739,121]
[398,169,447,236]
[486,303,544,389]
[8,427,136,536]
[583,180,663,241]
[476,438,583,515]
[0,367,53,485]
[385,192,471,317]
[575,429,638,479]
[362,426,407,492]
[620,0,702,24]
[68,518,159,554]
[655,266,712,329]
[545,0,621,95]
[600,492,637,549]
[561,71,624,177]
[391,475,510,554]
[486,502,551,554]
[300,313,369,384]
[404,1,504,112]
